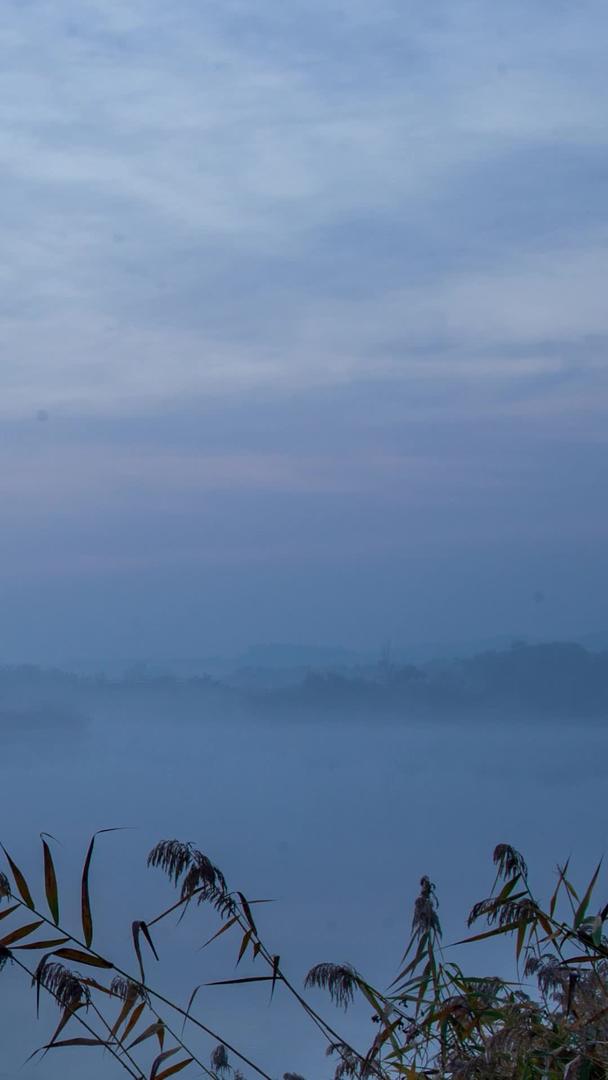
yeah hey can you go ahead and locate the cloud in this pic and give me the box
[0,1,606,657]
[0,0,607,420]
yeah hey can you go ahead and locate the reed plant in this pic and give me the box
[1,836,606,1079]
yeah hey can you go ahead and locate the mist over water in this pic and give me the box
[2,688,607,1079]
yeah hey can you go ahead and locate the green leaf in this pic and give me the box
[550,860,570,917]
[390,934,429,988]
[515,919,529,962]
[574,860,602,928]
[579,1058,593,1080]
[453,921,520,945]
[496,875,521,902]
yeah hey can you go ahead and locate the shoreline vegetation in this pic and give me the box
[1,838,607,1079]
[0,640,607,720]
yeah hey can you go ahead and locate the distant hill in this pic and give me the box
[1,638,608,720]
[254,640,608,718]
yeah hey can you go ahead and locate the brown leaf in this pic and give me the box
[121,1000,146,1043]
[81,828,125,949]
[0,903,20,922]
[238,892,258,935]
[1,846,34,908]
[127,1020,165,1052]
[45,1003,84,1050]
[271,955,280,1000]
[181,985,201,1035]
[43,1037,108,1048]
[14,937,70,950]
[53,948,113,969]
[42,839,60,925]
[206,977,276,986]
[236,929,252,966]
[452,921,520,945]
[156,1058,194,1080]
[200,915,238,949]
[111,992,139,1039]
[150,1047,178,1079]
[0,920,44,946]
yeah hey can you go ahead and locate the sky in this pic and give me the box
[1,0,608,660]
[2,7,608,1076]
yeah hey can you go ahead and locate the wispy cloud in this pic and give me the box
[0,1,607,652]
[1,0,607,417]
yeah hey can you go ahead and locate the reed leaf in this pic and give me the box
[42,838,60,925]
[0,920,43,946]
[53,947,113,969]
[156,1058,194,1080]
[1,846,34,908]
[150,1047,179,1079]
